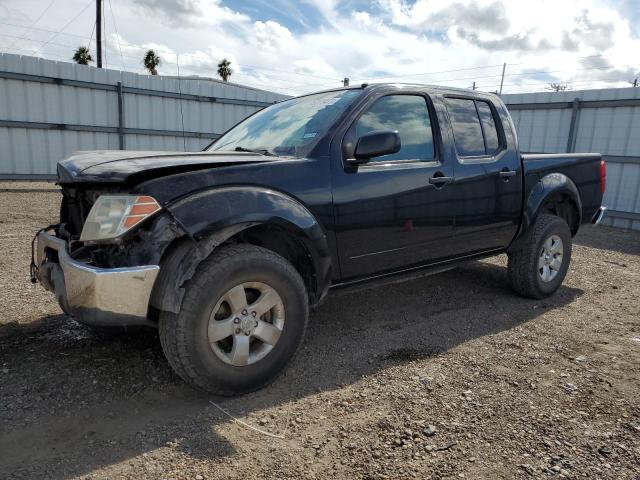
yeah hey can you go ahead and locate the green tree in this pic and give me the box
[217,58,232,82]
[72,46,93,65]
[143,50,161,75]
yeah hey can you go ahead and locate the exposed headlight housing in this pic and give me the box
[80,195,161,242]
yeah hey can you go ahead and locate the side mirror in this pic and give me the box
[350,131,401,164]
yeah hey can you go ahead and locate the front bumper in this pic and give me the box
[35,231,160,326]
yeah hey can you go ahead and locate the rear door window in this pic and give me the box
[445,98,485,157]
[476,101,500,154]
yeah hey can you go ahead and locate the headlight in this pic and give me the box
[80,195,161,242]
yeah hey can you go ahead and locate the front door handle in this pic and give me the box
[429,174,454,186]
[499,169,517,179]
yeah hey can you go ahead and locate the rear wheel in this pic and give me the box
[507,214,572,299]
[159,244,308,395]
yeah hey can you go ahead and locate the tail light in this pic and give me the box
[600,159,606,194]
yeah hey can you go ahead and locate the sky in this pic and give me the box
[1,0,639,95]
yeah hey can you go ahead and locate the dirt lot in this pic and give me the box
[0,182,638,480]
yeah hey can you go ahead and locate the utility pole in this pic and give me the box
[499,62,506,95]
[343,77,349,87]
[472,81,476,90]
[96,0,103,68]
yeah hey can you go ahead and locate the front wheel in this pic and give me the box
[507,214,572,299]
[159,244,308,395]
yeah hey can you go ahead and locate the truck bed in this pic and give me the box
[521,152,603,225]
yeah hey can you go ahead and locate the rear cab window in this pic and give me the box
[445,97,503,159]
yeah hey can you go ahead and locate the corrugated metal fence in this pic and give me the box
[503,88,640,230]
[0,53,287,179]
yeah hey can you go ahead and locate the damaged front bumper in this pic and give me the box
[35,230,160,327]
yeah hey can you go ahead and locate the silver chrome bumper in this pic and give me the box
[36,231,159,326]
[592,206,607,225]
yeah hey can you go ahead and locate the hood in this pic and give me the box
[57,150,277,183]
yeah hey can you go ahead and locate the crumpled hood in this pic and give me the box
[57,150,276,183]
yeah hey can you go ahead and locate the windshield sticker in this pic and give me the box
[305,98,341,108]
[303,132,318,139]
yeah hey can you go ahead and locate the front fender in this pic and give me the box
[168,186,325,242]
[150,186,331,312]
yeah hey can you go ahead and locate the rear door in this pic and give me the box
[331,91,456,279]
[443,96,522,254]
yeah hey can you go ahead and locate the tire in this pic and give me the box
[159,244,308,395]
[507,214,572,299]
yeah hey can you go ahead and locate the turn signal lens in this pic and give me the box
[80,195,161,242]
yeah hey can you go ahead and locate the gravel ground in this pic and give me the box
[0,183,638,480]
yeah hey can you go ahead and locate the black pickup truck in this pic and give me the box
[34,84,605,394]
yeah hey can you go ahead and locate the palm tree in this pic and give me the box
[143,50,161,75]
[217,58,232,82]
[72,46,93,65]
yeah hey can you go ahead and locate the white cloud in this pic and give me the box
[353,11,372,26]
[2,0,639,94]
[131,0,250,27]
[293,58,336,77]
[253,20,294,51]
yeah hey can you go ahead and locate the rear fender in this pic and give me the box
[510,173,582,250]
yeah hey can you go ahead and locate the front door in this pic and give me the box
[332,92,456,279]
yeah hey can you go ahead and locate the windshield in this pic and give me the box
[207,89,362,158]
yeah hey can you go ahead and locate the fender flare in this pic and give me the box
[149,186,331,314]
[510,173,582,250]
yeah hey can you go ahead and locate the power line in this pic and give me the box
[175,54,187,151]
[6,0,58,50]
[1,44,631,94]
[239,63,340,82]
[0,20,89,39]
[107,0,125,70]
[42,0,94,48]
[353,63,512,83]
[356,64,638,88]
[87,18,96,48]
[1,34,634,94]
[0,22,341,82]
[1,19,637,96]
[0,19,630,83]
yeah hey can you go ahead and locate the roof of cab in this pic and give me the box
[297,82,499,100]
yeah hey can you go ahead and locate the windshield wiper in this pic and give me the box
[234,146,276,156]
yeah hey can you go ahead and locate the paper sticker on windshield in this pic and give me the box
[306,98,340,108]
[303,132,318,139]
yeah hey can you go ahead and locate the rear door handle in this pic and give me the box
[499,170,517,178]
[429,175,454,186]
